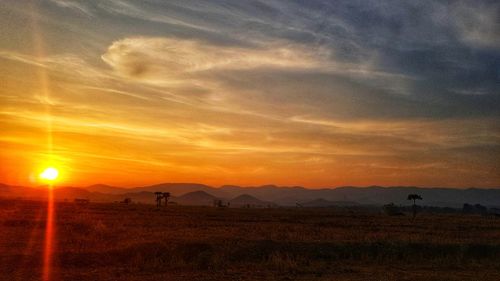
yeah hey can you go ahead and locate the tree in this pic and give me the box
[407,194,423,220]
[154,192,163,208]
[163,192,171,207]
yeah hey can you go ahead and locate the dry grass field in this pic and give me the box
[1,199,500,281]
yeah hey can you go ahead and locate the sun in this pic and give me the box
[40,167,59,181]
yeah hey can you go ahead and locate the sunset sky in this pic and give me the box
[0,1,499,188]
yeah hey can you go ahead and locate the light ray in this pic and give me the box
[29,2,57,280]
[42,185,55,281]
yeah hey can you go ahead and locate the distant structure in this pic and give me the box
[213,199,229,208]
[155,192,171,207]
[121,198,132,205]
[74,198,90,205]
[463,203,487,215]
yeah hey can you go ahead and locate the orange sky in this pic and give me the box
[0,1,499,188]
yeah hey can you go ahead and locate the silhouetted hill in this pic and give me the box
[215,185,500,207]
[2,183,500,207]
[86,184,129,194]
[229,194,273,207]
[110,184,500,207]
[172,191,218,206]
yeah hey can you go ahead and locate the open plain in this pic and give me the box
[1,199,500,281]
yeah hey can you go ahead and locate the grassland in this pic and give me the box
[1,199,500,281]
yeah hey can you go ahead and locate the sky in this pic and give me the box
[0,0,499,188]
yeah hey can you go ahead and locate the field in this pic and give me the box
[1,199,500,281]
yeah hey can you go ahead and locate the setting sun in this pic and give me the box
[40,167,59,182]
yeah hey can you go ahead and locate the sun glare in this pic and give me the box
[40,167,59,181]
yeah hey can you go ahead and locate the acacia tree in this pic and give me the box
[407,194,423,220]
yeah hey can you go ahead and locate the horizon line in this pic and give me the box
[3,182,500,190]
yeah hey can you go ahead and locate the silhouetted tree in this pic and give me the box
[163,192,171,207]
[154,192,163,208]
[407,194,423,220]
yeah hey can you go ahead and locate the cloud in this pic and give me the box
[101,37,332,81]
[449,2,500,49]
[0,51,45,67]
[100,35,414,102]
[49,0,94,17]
[0,51,110,83]
[98,0,216,32]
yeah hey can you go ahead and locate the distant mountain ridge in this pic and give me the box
[86,184,129,194]
[1,182,500,208]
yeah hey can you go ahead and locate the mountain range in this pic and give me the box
[1,183,499,208]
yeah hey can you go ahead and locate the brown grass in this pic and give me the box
[1,199,500,280]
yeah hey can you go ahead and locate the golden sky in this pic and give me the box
[0,1,499,188]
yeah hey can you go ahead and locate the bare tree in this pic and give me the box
[407,194,423,220]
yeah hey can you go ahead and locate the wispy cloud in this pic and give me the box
[101,37,333,79]
[49,0,94,17]
[448,2,500,49]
